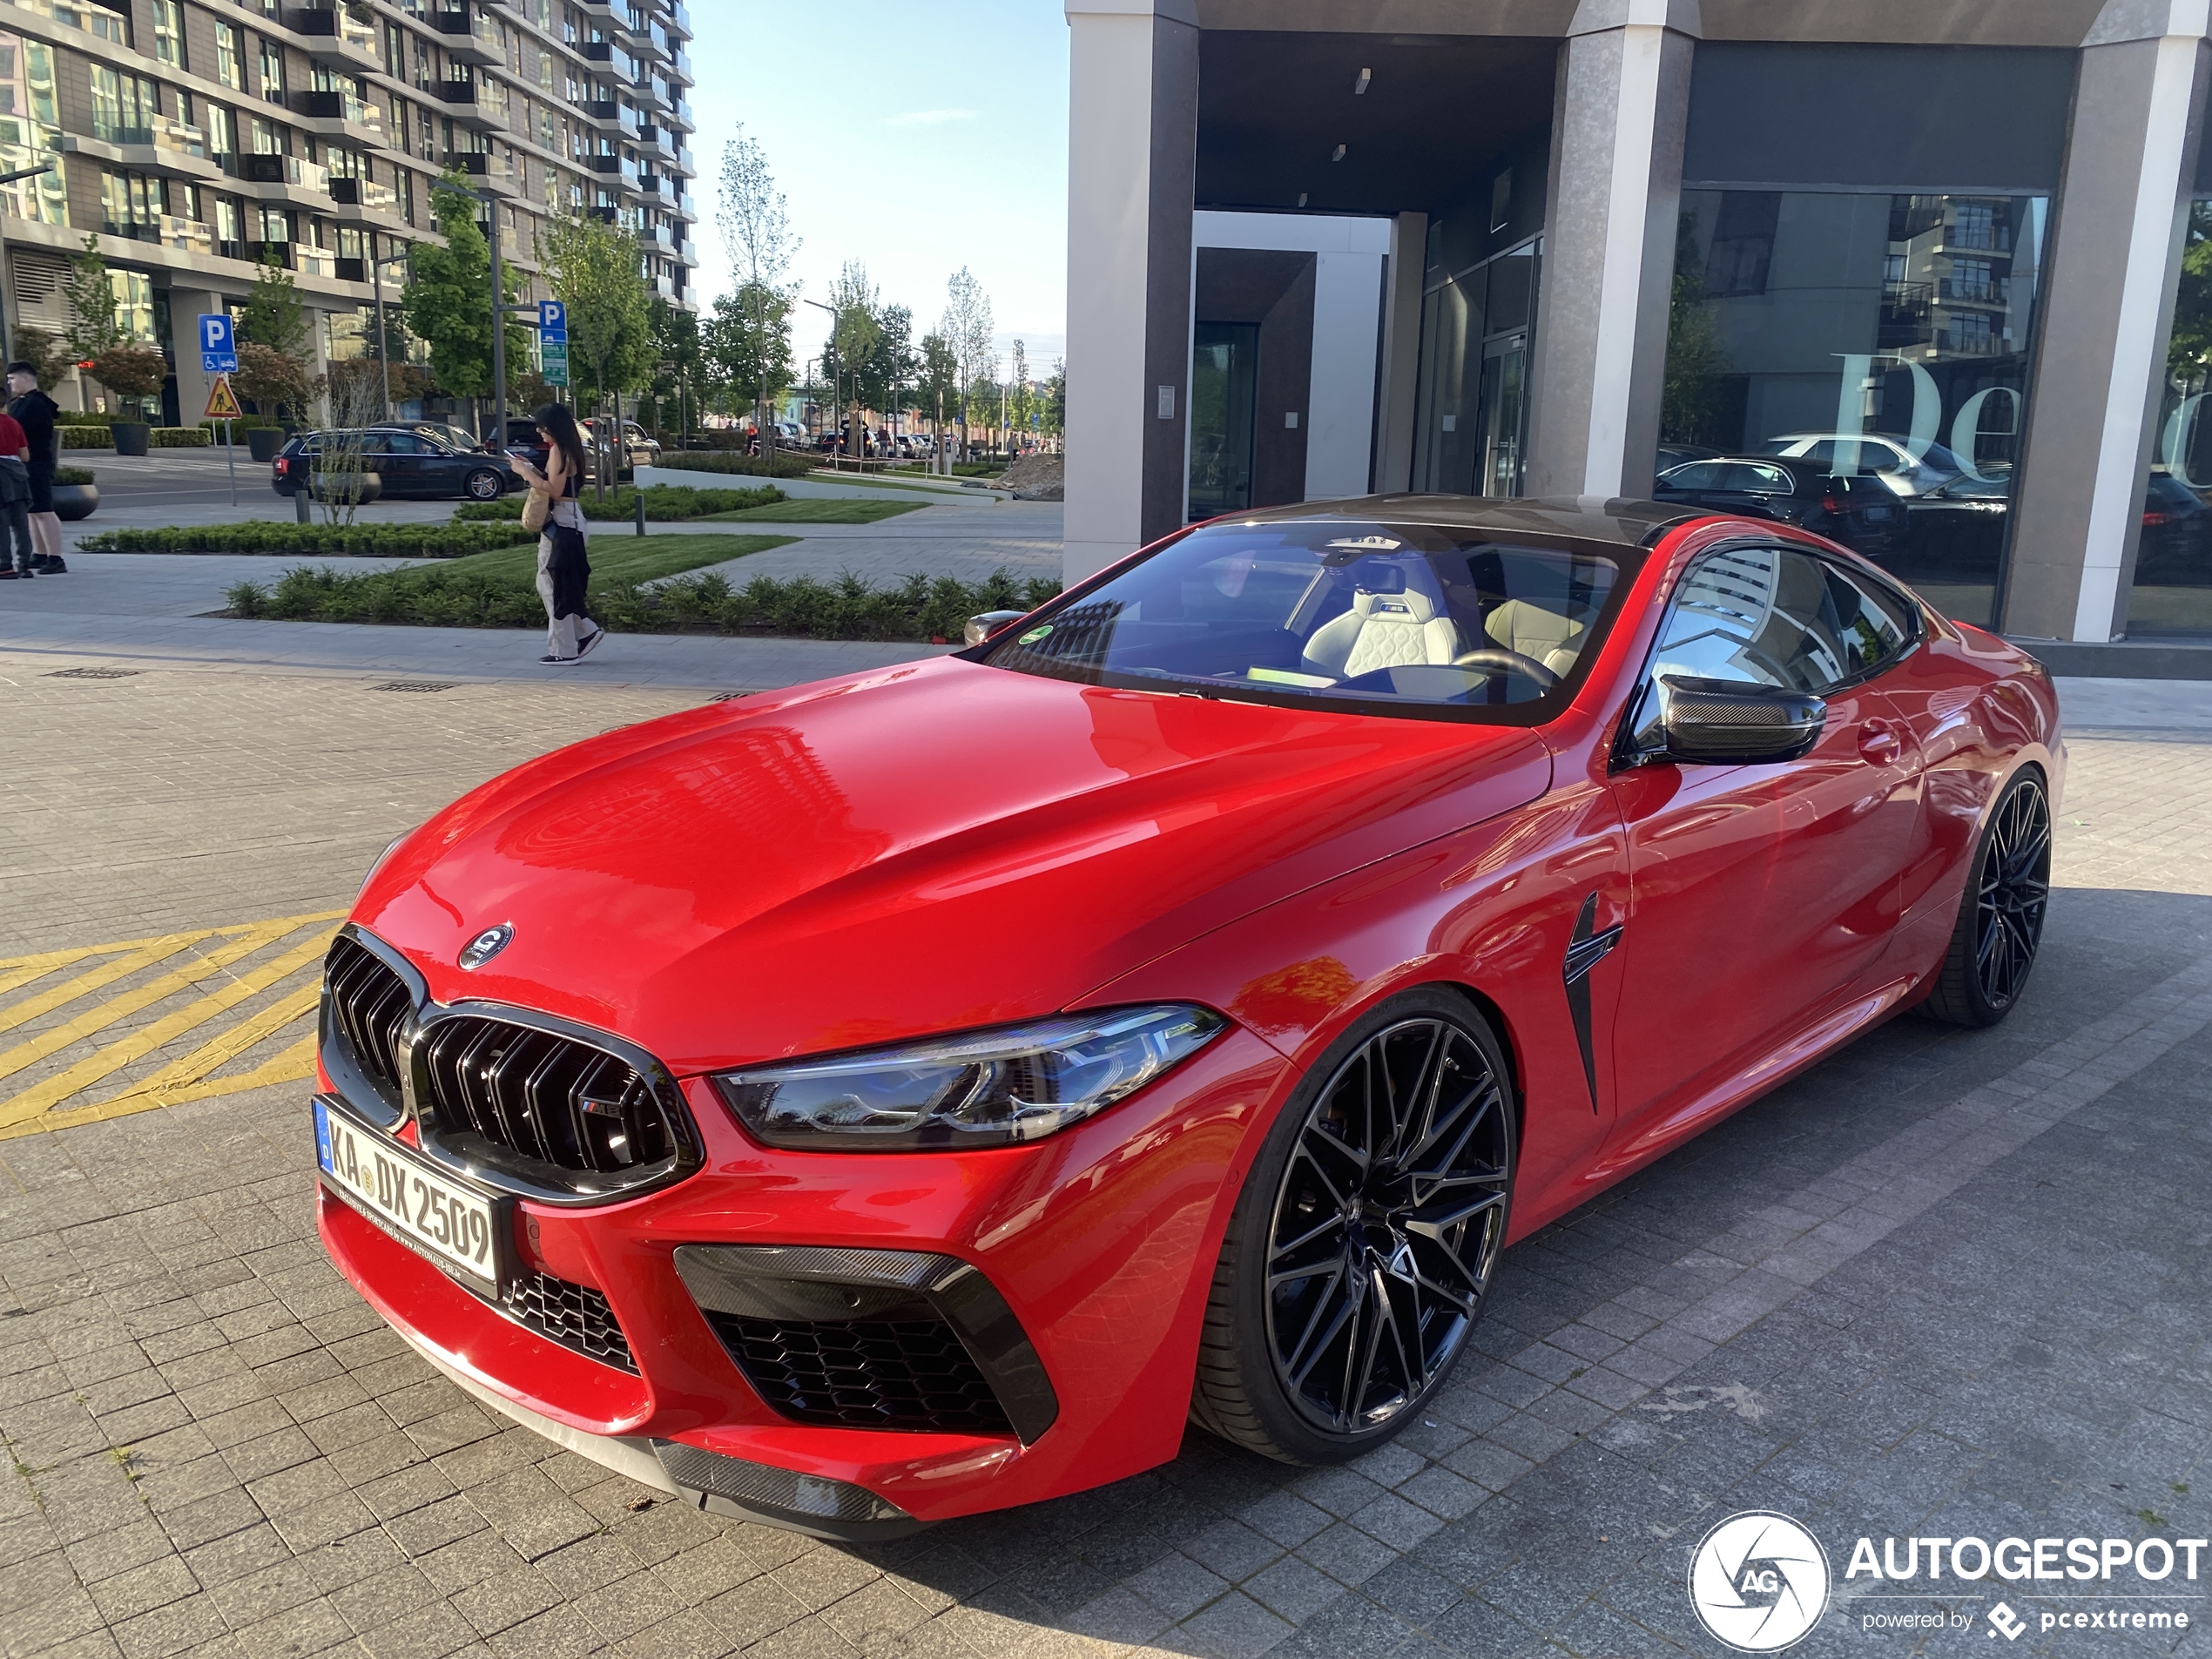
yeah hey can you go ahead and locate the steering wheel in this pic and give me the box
[1452,646,1559,691]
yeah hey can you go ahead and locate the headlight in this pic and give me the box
[714,1005,1226,1151]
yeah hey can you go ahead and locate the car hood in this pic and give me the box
[356,657,1552,1074]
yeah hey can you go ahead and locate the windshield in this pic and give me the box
[982,520,1622,719]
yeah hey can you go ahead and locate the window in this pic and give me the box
[1663,191,2047,628]
[251,116,280,155]
[152,0,183,66]
[207,102,237,163]
[89,66,159,143]
[108,269,156,344]
[215,194,243,253]
[99,168,163,236]
[259,206,289,245]
[215,23,240,90]
[984,519,1622,718]
[260,38,287,104]
[1649,546,1914,697]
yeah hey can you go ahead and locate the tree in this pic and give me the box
[233,341,317,421]
[703,280,792,420]
[1660,211,1730,448]
[1045,357,1066,445]
[1007,338,1029,447]
[12,326,76,392]
[825,260,880,439]
[89,343,165,419]
[717,127,799,451]
[401,171,530,428]
[940,266,995,457]
[539,209,654,487]
[860,304,915,422]
[918,331,958,463]
[240,245,307,358]
[61,235,119,361]
[648,296,705,444]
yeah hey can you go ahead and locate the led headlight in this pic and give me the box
[715,1005,1226,1151]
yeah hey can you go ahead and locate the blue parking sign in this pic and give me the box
[199,314,238,374]
[538,300,566,341]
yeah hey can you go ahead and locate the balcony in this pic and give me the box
[1938,275,2011,307]
[291,87,388,146]
[576,98,622,126]
[290,6,379,72]
[666,2,691,38]
[434,76,509,131]
[430,8,502,67]
[294,242,337,279]
[446,150,516,194]
[328,174,398,213]
[59,122,218,183]
[103,213,216,256]
[243,151,333,198]
[635,124,673,161]
[586,204,618,223]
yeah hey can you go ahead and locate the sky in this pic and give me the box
[686,6,1070,380]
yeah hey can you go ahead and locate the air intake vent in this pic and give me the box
[502,1271,635,1372]
[710,1312,1009,1434]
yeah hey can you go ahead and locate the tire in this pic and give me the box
[463,469,502,502]
[1918,768,2052,1028]
[1190,988,1516,1464]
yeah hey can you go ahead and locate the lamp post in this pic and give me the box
[0,160,59,367]
[801,296,843,462]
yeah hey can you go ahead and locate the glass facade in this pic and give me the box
[1413,237,1538,498]
[0,35,65,226]
[2129,200,2212,636]
[1188,322,1257,519]
[1662,190,2048,627]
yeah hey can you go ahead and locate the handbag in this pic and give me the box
[521,488,550,534]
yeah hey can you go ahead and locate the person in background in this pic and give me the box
[506,402,604,664]
[0,401,30,578]
[6,363,61,574]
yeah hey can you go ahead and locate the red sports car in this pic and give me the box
[314,496,2060,1538]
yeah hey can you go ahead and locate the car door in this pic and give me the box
[374,432,435,496]
[1602,543,1925,1150]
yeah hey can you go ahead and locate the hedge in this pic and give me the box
[453,482,785,523]
[649,450,813,480]
[79,522,536,558]
[62,428,112,448]
[152,427,212,447]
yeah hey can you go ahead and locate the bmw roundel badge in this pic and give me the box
[457,922,514,970]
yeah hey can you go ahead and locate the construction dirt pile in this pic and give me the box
[997,453,1064,500]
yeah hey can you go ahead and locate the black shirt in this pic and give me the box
[10,389,57,473]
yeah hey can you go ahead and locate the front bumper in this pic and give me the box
[314,1027,1290,1528]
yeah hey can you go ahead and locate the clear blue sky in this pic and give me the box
[688,6,1070,377]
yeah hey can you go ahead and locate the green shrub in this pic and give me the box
[452,482,785,523]
[149,426,212,448]
[650,450,813,481]
[79,522,536,558]
[55,411,113,427]
[60,428,113,449]
[52,467,95,485]
[226,578,267,617]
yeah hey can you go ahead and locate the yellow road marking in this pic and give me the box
[0,927,341,1128]
[0,934,215,1034]
[97,982,322,1109]
[0,947,109,999]
[0,1035,320,1141]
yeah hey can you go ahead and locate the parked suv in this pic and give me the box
[584,417,661,468]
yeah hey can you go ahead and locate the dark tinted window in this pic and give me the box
[985,519,1622,718]
[1651,545,1916,695]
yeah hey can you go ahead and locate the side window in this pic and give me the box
[1649,545,1912,697]
[1659,462,1723,490]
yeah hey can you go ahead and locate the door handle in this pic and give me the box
[1858,721,1902,765]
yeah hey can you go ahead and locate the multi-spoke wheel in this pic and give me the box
[1919,769,2051,1027]
[1190,989,1514,1463]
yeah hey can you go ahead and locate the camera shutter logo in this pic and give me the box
[1688,1511,1831,1652]
[457,922,514,970]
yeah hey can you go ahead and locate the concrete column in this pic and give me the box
[1524,0,1696,500]
[1062,0,1199,584]
[2003,2,2211,642]
[168,287,226,432]
[1372,211,1426,495]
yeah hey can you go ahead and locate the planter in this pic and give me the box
[111,421,151,457]
[309,470,382,506]
[247,428,284,463]
[51,483,98,521]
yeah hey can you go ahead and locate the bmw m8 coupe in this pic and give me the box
[313,496,2060,1537]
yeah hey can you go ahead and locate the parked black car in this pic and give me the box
[2134,469,2212,586]
[1650,455,1905,559]
[272,428,519,501]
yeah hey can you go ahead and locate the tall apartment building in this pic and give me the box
[0,0,697,422]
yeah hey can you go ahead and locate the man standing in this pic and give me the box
[0,401,30,578]
[7,362,61,574]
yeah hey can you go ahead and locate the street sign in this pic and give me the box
[538,300,566,341]
[198,314,238,374]
[541,340,569,388]
[203,374,242,420]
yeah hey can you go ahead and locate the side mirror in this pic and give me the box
[1625,675,1825,767]
[962,610,1027,647]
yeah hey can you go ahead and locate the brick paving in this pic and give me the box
[2,661,2210,1658]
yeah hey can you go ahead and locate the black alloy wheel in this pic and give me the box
[1191,990,1514,1463]
[464,468,503,502]
[1920,770,2052,1027]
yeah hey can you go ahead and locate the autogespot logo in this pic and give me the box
[1689,1511,1833,1652]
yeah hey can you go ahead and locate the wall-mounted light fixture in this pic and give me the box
[1332,144,1345,162]
[1354,67,1371,95]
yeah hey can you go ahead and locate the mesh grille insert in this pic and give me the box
[708,1312,1010,1434]
[502,1271,636,1372]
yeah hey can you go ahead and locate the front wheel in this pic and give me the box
[1919,768,2051,1027]
[1190,988,1515,1464]
[463,469,503,502]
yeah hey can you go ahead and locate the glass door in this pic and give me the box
[1189,322,1258,519]
[1477,333,1527,497]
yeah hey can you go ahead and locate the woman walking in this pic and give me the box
[509,403,603,664]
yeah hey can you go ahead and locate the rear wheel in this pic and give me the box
[1919,769,2051,1027]
[1190,988,1514,1464]
[464,468,503,502]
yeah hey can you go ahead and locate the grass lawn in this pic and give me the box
[698,498,927,524]
[227,533,795,627]
[798,469,993,496]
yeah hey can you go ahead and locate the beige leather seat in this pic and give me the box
[1480,598,1587,676]
[1302,586,1461,681]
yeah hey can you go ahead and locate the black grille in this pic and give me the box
[708,1311,1011,1434]
[416,1015,677,1177]
[325,935,411,1101]
[502,1271,636,1372]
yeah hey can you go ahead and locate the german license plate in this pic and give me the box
[315,1097,502,1290]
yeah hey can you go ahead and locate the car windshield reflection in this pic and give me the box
[983,520,1621,718]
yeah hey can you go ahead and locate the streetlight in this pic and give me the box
[801,296,839,460]
[0,160,58,367]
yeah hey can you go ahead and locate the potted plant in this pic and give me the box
[235,342,314,462]
[244,421,287,463]
[88,343,167,456]
[50,466,98,520]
